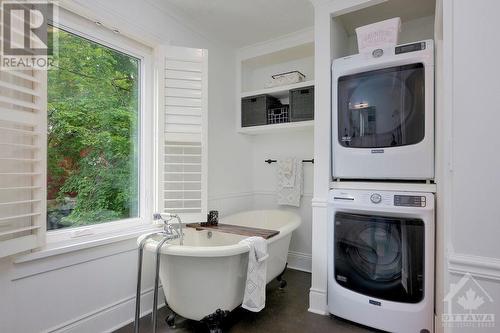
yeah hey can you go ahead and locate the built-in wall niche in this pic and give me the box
[237,39,315,134]
[331,0,437,59]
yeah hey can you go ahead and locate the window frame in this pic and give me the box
[44,9,156,246]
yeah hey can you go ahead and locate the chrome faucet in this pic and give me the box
[135,218,181,333]
[153,213,184,245]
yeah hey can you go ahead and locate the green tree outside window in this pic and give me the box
[47,27,139,230]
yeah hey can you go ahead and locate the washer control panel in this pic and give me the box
[330,189,433,210]
[394,195,426,207]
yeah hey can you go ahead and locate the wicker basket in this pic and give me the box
[241,94,281,127]
[289,86,314,122]
[267,106,290,124]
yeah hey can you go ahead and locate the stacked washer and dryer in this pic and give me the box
[328,40,435,333]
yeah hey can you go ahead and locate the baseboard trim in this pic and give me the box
[311,197,328,207]
[287,251,312,273]
[45,286,165,333]
[308,288,328,315]
[448,253,500,281]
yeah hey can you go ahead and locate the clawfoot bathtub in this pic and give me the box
[139,209,301,322]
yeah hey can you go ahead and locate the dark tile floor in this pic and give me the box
[116,269,375,333]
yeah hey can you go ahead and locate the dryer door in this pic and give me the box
[337,63,425,149]
[334,212,424,303]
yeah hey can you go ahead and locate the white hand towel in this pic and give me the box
[277,158,303,207]
[240,236,268,312]
[278,158,295,187]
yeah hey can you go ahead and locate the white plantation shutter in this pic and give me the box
[156,46,208,223]
[0,68,47,257]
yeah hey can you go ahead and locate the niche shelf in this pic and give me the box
[240,80,315,99]
[237,120,314,135]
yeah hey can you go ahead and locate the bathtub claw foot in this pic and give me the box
[201,309,229,333]
[165,313,176,328]
[277,262,288,289]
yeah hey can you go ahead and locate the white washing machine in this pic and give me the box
[328,189,435,333]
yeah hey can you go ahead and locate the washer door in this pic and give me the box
[334,212,424,303]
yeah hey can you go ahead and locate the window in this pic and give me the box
[46,26,140,231]
[0,7,159,257]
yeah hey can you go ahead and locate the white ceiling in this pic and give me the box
[149,0,314,48]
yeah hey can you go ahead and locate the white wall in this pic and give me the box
[439,0,500,331]
[206,58,254,201]
[446,0,500,259]
[249,131,314,271]
[0,1,253,332]
[208,129,314,272]
[208,130,315,273]
[208,123,314,273]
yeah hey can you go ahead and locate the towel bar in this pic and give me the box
[264,159,314,164]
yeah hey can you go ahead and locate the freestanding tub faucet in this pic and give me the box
[153,212,184,245]
[134,213,185,333]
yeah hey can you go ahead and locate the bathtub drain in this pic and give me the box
[207,231,213,239]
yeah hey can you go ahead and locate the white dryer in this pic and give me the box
[332,40,434,180]
[328,189,435,333]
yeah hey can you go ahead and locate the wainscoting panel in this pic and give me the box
[47,286,165,333]
[448,252,500,281]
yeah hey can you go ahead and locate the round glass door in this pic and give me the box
[337,63,425,149]
[334,212,425,303]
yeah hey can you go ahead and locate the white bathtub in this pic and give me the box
[139,209,301,321]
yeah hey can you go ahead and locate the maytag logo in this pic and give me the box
[371,149,385,154]
[336,275,347,283]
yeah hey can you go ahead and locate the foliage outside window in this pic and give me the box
[47,26,140,230]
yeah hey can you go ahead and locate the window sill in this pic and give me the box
[14,224,162,264]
